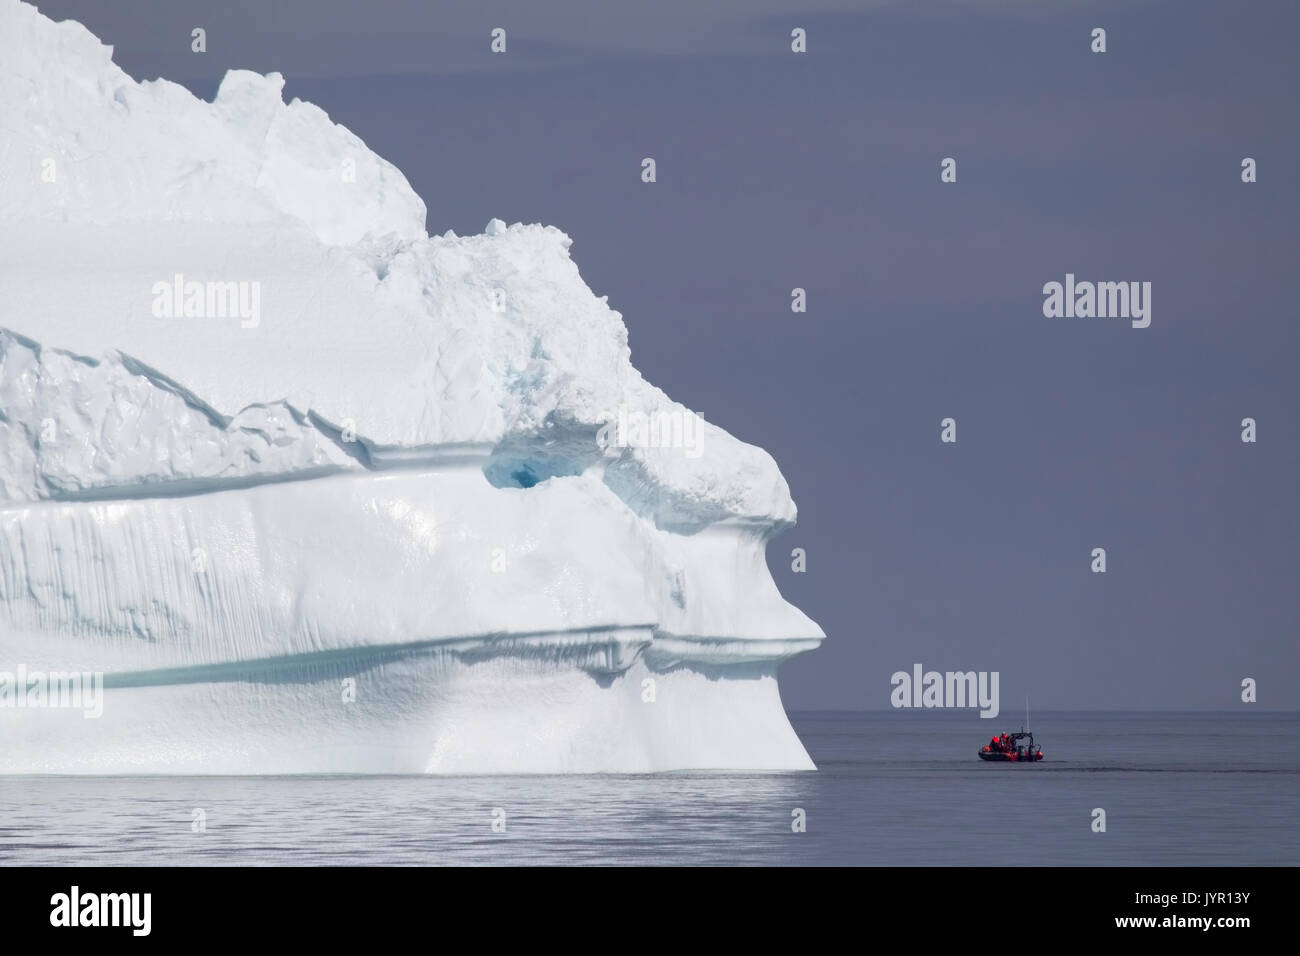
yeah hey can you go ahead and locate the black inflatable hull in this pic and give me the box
[978,751,1044,762]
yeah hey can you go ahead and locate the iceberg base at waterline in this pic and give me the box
[0,647,814,775]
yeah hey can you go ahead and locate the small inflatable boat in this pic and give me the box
[978,730,1044,762]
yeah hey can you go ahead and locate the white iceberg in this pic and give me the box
[0,0,823,773]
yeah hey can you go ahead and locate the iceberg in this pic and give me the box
[0,0,823,773]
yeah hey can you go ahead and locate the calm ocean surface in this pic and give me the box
[0,711,1294,866]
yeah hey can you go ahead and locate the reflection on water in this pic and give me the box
[0,711,1295,865]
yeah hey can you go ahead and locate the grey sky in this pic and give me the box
[32,0,1300,710]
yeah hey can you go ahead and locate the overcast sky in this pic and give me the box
[33,0,1300,710]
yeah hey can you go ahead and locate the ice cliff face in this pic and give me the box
[0,0,823,773]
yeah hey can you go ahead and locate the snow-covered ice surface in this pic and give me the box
[0,0,823,773]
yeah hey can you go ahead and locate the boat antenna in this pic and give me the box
[1025,695,1029,733]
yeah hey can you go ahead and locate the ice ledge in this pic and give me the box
[94,626,822,689]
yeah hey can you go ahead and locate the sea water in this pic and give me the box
[0,711,1294,865]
